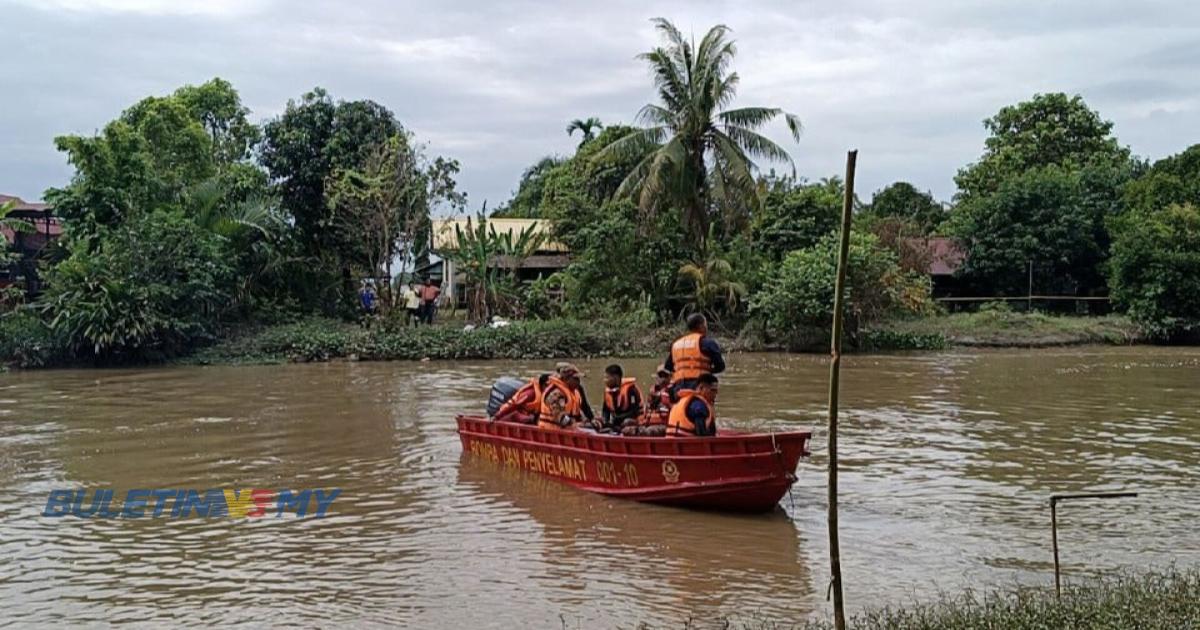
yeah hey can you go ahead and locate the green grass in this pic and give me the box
[873,311,1144,348]
[812,568,1200,630]
[184,317,677,365]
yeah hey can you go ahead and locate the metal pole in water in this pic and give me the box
[1049,491,1139,598]
[827,149,857,630]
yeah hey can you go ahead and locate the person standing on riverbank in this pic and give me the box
[664,314,725,398]
[401,282,421,326]
[419,279,441,325]
[358,281,378,327]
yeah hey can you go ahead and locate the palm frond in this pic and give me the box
[723,124,796,170]
[719,106,783,130]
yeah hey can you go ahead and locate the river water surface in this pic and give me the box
[1,348,1198,627]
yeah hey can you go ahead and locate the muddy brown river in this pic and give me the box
[1,348,1198,627]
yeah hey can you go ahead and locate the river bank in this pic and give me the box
[181,312,1144,366]
[0,311,1151,369]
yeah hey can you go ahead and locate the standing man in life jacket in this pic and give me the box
[664,313,725,399]
[601,364,643,433]
[667,373,719,437]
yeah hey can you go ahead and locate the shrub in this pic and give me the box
[41,210,237,361]
[749,231,933,342]
[0,309,68,368]
[1108,203,1200,339]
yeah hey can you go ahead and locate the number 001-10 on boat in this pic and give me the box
[456,415,811,512]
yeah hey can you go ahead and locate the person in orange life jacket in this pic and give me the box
[493,374,550,424]
[622,364,671,436]
[556,363,598,428]
[538,364,597,431]
[667,373,719,437]
[663,313,725,400]
[601,364,643,433]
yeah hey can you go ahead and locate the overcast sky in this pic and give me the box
[4,0,1199,210]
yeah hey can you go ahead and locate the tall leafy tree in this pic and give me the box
[867,182,947,234]
[260,89,406,310]
[1109,203,1200,339]
[326,133,465,307]
[955,93,1130,203]
[595,18,801,245]
[949,93,1134,295]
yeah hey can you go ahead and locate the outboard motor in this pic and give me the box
[486,377,527,417]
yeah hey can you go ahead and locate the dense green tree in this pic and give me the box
[1109,204,1200,339]
[565,117,603,144]
[47,78,268,242]
[866,182,947,234]
[751,176,843,262]
[595,18,800,245]
[950,166,1120,295]
[260,89,403,257]
[949,94,1134,295]
[260,89,412,311]
[1123,144,1200,215]
[955,93,1130,202]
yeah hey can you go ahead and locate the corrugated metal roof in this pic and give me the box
[430,218,569,253]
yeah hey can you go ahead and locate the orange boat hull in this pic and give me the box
[456,415,811,513]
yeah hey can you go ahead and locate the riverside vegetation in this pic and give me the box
[4,19,1200,370]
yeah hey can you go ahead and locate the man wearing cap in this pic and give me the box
[540,363,596,430]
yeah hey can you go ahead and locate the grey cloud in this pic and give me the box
[2,0,1198,207]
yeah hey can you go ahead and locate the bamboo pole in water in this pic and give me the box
[827,149,857,630]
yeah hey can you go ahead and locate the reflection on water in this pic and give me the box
[0,347,1198,626]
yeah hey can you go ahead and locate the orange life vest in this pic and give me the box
[667,389,714,437]
[669,332,712,384]
[497,378,542,419]
[603,378,643,416]
[537,376,583,430]
[642,384,671,426]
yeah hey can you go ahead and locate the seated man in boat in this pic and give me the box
[493,374,550,424]
[556,363,597,427]
[666,373,718,437]
[621,365,671,436]
[538,365,597,430]
[663,313,725,400]
[601,364,643,434]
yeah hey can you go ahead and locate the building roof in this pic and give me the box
[2,194,61,245]
[0,194,52,213]
[430,218,568,253]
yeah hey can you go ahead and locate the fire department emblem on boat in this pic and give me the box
[661,460,680,483]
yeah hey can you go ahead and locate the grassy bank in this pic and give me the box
[0,311,1158,370]
[803,568,1200,630]
[871,311,1145,348]
[184,317,678,365]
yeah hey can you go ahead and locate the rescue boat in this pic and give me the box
[456,415,811,513]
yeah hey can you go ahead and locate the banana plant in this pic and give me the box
[449,213,546,323]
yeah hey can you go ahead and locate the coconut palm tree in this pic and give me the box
[595,18,801,245]
[565,117,604,144]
